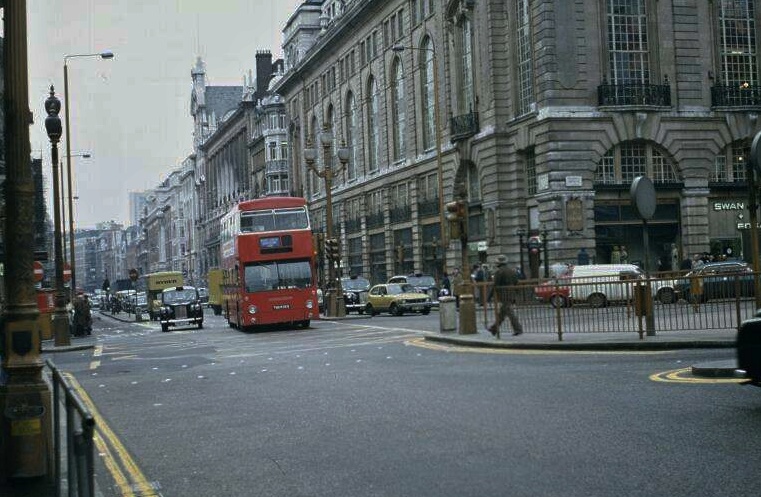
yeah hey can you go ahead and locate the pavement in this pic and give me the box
[10,309,742,496]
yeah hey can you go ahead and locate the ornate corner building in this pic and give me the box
[273,0,761,281]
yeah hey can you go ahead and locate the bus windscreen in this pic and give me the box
[244,260,313,292]
[240,208,308,233]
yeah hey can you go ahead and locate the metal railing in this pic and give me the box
[471,271,760,340]
[711,84,761,108]
[46,359,96,497]
[597,82,671,107]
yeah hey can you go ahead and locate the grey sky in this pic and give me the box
[27,0,300,228]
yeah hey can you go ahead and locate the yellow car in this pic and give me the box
[365,283,434,316]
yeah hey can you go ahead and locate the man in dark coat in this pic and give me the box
[487,255,523,338]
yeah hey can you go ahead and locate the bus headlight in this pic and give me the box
[248,305,258,315]
[306,300,314,309]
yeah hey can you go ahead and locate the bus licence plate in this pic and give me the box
[273,304,291,310]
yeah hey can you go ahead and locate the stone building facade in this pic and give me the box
[273,0,761,281]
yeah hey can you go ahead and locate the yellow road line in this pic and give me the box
[406,337,668,355]
[649,367,745,384]
[63,373,156,496]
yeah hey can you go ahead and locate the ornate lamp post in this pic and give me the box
[64,50,114,295]
[46,88,71,348]
[1,3,53,478]
[304,125,350,317]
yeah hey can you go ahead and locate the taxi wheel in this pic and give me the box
[390,303,403,316]
[365,303,377,316]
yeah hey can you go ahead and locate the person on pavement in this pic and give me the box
[487,255,523,339]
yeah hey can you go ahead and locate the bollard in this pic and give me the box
[458,294,477,335]
[438,296,457,332]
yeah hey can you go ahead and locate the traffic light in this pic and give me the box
[325,238,340,260]
[445,200,466,239]
[445,200,465,221]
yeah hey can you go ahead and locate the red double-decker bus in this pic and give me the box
[220,197,318,330]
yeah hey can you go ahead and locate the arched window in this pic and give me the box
[595,141,679,185]
[420,36,436,150]
[367,76,380,172]
[391,57,406,161]
[345,91,359,180]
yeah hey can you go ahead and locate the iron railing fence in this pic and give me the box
[469,271,760,339]
[46,359,96,497]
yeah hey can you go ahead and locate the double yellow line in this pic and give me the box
[63,372,158,496]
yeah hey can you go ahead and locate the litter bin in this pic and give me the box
[4,403,47,477]
[439,296,457,332]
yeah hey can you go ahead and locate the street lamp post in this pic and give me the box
[516,228,526,276]
[60,153,90,268]
[392,44,446,273]
[304,125,350,317]
[1,3,53,479]
[64,50,114,295]
[46,88,71,348]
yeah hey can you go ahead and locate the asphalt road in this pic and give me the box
[50,310,761,497]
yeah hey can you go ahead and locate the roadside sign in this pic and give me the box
[33,261,44,282]
[63,263,71,283]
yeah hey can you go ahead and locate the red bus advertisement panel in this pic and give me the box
[220,197,318,329]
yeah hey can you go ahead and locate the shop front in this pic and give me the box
[594,200,681,271]
[709,197,756,262]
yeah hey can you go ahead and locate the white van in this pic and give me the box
[566,264,643,307]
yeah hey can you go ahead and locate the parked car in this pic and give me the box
[158,286,204,332]
[669,261,755,303]
[387,273,440,305]
[534,277,572,308]
[342,275,371,314]
[365,283,434,316]
[737,310,761,387]
[198,287,210,306]
[534,264,643,308]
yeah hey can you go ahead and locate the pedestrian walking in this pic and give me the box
[441,272,451,296]
[487,255,523,338]
[452,269,463,308]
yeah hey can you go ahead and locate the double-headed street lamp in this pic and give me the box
[392,43,446,274]
[304,125,350,317]
[64,50,114,294]
[61,152,90,268]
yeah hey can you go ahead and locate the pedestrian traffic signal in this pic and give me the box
[325,238,340,260]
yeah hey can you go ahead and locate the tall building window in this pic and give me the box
[516,0,535,115]
[458,16,475,113]
[714,140,750,182]
[310,116,321,196]
[595,141,679,185]
[420,37,436,150]
[524,148,537,195]
[345,91,359,181]
[391,57,407,161]
[607,0,650,84]
[367,76,380,172]
[718,0,757,86]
